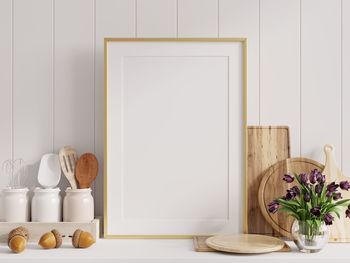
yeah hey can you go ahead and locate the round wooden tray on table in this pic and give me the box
[258,157,324,239]
[205,234,285,254]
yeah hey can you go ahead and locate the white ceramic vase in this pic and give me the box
[2,188,29,222]
[31,187,62,222]
[63,188,94,222]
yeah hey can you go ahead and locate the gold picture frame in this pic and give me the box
[104,38,247,238]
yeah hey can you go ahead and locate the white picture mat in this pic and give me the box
[105,40,244,236]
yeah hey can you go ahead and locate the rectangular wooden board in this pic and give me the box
[246,126,290,236]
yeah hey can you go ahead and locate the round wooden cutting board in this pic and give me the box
[205,234,285,254]
[258,157,324,239]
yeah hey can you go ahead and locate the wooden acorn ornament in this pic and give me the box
[8,226,29,253]
[71,229,95,248]
[38,229,63,249]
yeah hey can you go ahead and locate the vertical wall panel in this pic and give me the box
[343,0,350,174]
[95,0,135,216]
[137,0,177,37]
[301,0,342,163]
[0,0,12,188]
[13,0,53,189]
[260,0,300,156]
[54,0,94,156]
[219,0,259,125]
[178,0,218,37]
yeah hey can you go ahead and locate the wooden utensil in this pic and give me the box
[246,126,290,236]
[322,144,350,242]
[193,236,291,252]
[75,153,98,189]
[258,157,324,239]
[59,146,78,189]
[205,234,285,254]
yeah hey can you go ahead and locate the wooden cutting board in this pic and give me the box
[205,234,285,254]
[258,157,324,239]
[322,145,350,242]
[193,236,291,252]
[246,126,290,236]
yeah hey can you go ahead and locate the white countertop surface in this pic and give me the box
[1,239,350,262]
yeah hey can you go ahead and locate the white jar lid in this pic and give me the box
[2,187,29,193]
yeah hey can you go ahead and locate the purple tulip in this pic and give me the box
[291,186,300,196]
[315,184,323,194]
[303,192,311,202]
[340,181,350,191]
[327,182,339,193]
[268,200,279,214]
[333,192,342,201]
[324,213,334,225]
[346,209,350,219]
[283,174,294,183]
[309,169,318,184]
[299,173,308,185]
[326,191,333,198]
[285,189,297,200]
[317,173,326,184]
[310,207,321,217]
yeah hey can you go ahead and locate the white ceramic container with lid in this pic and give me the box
[2,187,29,222]
[31,187,61,222]
[63,188,94,222]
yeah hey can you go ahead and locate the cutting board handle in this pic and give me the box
[324,144,334,154]
[323,144,338,181]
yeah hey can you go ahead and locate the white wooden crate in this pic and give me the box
[0,218,100,243]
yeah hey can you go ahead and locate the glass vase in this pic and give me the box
[291,220,329,253]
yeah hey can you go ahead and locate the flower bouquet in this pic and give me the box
[268,169,350,252]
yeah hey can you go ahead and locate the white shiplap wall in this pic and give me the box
[0,0,349,217]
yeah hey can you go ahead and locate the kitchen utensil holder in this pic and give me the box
[31,187,62,222]
[1,188,29,222]
[63,188,94,222]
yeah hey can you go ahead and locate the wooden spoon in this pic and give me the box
[75,153,98,189]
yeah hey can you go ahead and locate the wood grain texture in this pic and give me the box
[258,158,324,239]
[322,145,350,242]
[193,236,291,252]
[76,153,98,189]
[246,126,290,235]
[205,234,285,254]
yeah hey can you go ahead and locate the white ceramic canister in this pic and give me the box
[2,188,29,222]
[31,187,61,222]
[63,188,94,222]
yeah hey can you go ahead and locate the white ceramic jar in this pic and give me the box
[63,188,94,222]
[31,188,61,222]
[2,188,29,222]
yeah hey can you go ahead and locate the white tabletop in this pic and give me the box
[1,239,350,263]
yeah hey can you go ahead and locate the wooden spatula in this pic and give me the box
[75,153,98,189]
[59,146,78,189]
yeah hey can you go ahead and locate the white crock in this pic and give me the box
[31,187,61,222]
[2,188,29,222]
[63,188,94,222]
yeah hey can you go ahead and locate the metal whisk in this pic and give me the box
[2,159,25,189]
